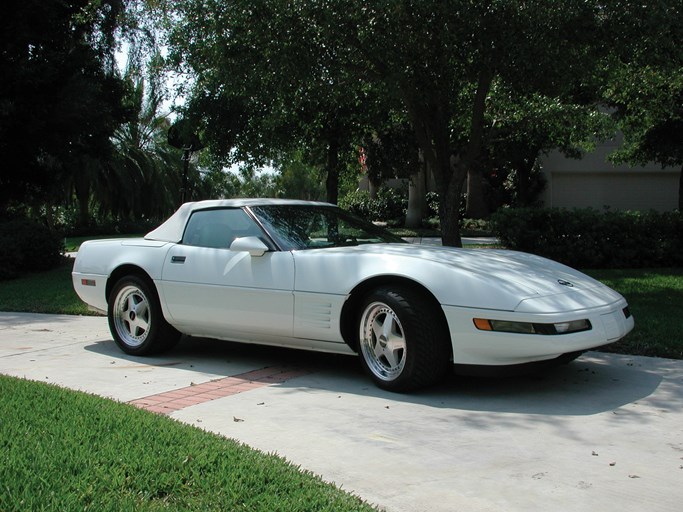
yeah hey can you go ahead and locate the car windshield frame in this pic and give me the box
[248,204,406,251]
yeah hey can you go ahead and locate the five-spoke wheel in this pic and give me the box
[108,275,180,355]
[359,301,407,382]
[357,286,451,392]
[111,284,151,348]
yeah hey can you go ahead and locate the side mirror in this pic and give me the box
[230,236,269,257]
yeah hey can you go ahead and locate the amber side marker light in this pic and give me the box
[473,318,493,331]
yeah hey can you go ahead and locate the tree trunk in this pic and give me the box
[73,168,91,228]
[439,157,467,247]
[439,186,464,247]
[679,164,682,211]
[407,131,465,247]
[515,158,533,207]
[405,165,426,228]
[368,178,379,199]
[326,136,340,204]
[402,70,492,246]
[465,166,489,219]
[442,70,492,244]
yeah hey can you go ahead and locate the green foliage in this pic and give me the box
[42,202,159,238]
[490,208,683,268]
[362,122,420,185]
[0,375,377,511]
[234,167,280,198]
[274,151,326,200]
[0,220,64,280]
[424,192,441,219]
[0,0,130,211]
[97,69,189,223]
[587,268,683,360]
[607,66,683,166]
[340,189,407,223]
[602,2,683,208]
[167,0,377,204]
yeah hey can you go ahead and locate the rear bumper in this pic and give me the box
[72,271,108,313]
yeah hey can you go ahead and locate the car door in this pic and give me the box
[158,208,295,340]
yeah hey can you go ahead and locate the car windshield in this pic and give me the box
[250,204,406,250]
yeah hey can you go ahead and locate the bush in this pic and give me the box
[340,188,407,223]
[490,208,683,268]
[0,219,64,280]
[424,191,440,220]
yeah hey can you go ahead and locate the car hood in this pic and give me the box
[312,243,619,311]
[347,243,599,293]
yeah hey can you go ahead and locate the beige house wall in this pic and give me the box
[539,139,679,212]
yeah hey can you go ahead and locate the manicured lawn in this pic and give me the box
[0,258,94,315]
[585,268,683,360]
[0,375,375,511]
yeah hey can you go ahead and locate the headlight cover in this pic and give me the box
[473,318,592,335]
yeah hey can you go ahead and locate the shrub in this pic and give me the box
[0,219,64,280]
[490,208,683,268]
[340,188,407,223]
[339,190,373,218]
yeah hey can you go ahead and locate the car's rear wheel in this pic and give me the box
[358,286,451,391]
[108,275,181,356]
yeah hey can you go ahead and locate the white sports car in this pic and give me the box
[72,199,634,391]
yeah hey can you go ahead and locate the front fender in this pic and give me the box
[292,248,525,311]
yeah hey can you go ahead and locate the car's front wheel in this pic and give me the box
[358,286,451,392]
[108,275,181,356]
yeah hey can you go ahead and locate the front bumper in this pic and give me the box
[443,299,634,366]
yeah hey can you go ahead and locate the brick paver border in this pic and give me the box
[129,365,311,415]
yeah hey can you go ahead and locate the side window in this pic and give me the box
[182,208,263,249]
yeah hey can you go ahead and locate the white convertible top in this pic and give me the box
[145,198,333,243]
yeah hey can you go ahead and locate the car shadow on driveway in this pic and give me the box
[83,335,666,417]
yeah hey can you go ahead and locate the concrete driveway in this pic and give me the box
[1,311,682,512]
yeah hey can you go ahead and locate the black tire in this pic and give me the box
[357,286,451,392]
[107,275,181,356]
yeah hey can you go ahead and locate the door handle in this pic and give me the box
[171,256,186,263]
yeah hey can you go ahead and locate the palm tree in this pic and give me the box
[96,69,182,222]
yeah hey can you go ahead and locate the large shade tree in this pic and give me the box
[165,0,382,204]
[479,90,614,211]
[0,0,131,216]
[160,1,677,243]
[299,0,656,245]
[165,0,650,245]
[604,1,683,209]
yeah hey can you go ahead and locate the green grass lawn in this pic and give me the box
[0,258,94,315]
[0,375,376,511]
[585,268,683,360]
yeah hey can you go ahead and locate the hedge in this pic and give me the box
[339,189,407,222]
[0,219,64,280]
[489,208,683,268]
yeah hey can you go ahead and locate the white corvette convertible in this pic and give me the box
[72,199,634,391]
